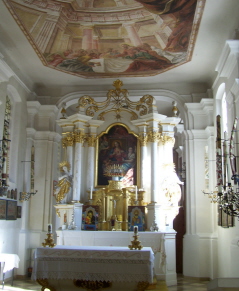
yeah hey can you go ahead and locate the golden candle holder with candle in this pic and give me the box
[42,224,56,248]
[128,226,143,250]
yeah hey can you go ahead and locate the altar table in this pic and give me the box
[32,245,154,291]
[0,253,20,289]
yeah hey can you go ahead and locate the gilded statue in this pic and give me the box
[54,161,72,203]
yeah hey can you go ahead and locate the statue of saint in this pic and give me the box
[54,161,72,203]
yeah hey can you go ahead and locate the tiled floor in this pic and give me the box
[2,275,210,291]
[168,275,210,290]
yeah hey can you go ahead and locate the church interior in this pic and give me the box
[0,0,239,290]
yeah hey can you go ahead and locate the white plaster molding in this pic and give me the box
[205,126,215,138]
[27,101,41,114]
[231,79,239,103]
[215,40,239,79]
[0,54,32,94]
[185,99,214,129]
[26,128,37,139]
[34,131,60,141]
[38,105,58,117]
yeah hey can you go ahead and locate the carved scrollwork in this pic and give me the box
[136,281,150,291]
[77,95,96,108]
[86,105,99,117]
[36,279,57,291]
[73,279,112,290]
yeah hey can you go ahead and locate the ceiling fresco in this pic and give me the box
[3,0,205,79]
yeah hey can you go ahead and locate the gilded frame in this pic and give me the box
[95,123,140,187]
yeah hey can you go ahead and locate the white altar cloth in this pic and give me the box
[57,231,165,255]
[32,246,154,283]
[0,253,20,273]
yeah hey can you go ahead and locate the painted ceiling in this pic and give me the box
[3,0,205,79]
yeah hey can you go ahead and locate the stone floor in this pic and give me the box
[2,275,210,291]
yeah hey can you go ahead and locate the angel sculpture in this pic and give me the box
[54,161,72,203]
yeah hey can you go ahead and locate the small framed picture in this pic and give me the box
[17,206,22,218]
[128,206,146,231]
[0,200,7,220]
[6,200,17,220]
[82,205,99,231]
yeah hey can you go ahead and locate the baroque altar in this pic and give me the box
[52,80,182,286]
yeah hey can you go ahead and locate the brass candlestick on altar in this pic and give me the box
[42,233,56,248]
[42,225,56,248]
[128,226,143,250]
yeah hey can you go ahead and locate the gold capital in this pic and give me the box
[148,130,161,143]
[138,132,148,146]
[87,135,97,147]
[74,131,85,143]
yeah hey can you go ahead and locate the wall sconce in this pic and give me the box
[19,146,38,202]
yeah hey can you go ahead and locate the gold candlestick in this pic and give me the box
[42,233,56,248]
[128,226,143,250]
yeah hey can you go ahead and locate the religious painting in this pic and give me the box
[97,124,138,187]
[128,206,146,232]
[3,0,205,78]
[82,205,99,231]
[17,206,22,219]
[0,200,7,220]
[6,200,17,220]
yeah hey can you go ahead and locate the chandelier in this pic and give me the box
[203,115,239,219]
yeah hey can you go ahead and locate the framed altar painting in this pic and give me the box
[0,199,7,220]
[128,206,146,232]
[82,205,99,231]
[97,124,138,187]
[6,200,17,220]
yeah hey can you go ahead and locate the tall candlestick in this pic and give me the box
[135,186,138,201]
[224,131,232,183]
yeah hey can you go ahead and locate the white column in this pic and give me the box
[73,132,85,202]
[18,129,36,276]
[151,139,159,203]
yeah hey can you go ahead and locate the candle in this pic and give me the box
[134,226,138,234]
[90,186,93,200]
[47,224,52,234]
[135,186,138,201]
[224,132,232,184]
